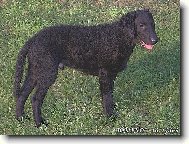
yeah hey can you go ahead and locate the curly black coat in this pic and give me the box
[14,9,158,127]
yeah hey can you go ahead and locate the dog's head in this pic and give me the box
[120,9,158,50]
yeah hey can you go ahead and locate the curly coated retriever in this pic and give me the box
[14,9,158,127]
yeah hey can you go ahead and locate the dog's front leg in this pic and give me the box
[99,68,116,117]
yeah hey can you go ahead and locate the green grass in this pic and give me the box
[0,0,180,135]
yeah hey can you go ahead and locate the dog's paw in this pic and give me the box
[16,113,30,122]
[36,118,49,128]
[109,110,119,120]
[58,63,64,70]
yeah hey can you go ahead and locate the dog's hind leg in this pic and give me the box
[31,85,49,127]
[31,59,58,127]
[16,66,36,120]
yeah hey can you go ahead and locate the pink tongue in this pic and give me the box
[144,44,153,49]
[141,41,154,50]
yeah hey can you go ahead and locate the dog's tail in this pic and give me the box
[13,42,29,98]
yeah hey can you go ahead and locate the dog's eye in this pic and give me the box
[139,23,145,28]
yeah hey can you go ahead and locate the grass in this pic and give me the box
[0,0,180,135]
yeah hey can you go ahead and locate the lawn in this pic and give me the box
[0,0,180,135]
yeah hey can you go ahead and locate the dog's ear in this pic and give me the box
[120,11,137,39]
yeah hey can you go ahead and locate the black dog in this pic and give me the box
[14,9,158,127]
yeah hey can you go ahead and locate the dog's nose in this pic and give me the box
[151,37,158,45]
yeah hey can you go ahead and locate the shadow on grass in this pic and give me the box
[114,40,180,128]
[115,40,180,97]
